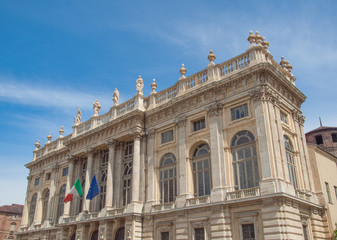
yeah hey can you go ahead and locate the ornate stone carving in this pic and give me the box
[34,139,41,150]
[132,129,143,140]
[208,50,216,65]
[74,106,82,125]
[59,126,64,138]
[136,75,144,95]
[85,147,95,156]
[93,100,101,117]
[207,103,223,117]
[147,129,156,139]
[113,88,119,106]
[176,116,186,128]
[250,85,279,105]
[106,138,118,148]
[151,79,157,93]
[179,64,186,79]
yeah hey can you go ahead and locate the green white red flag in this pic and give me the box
[63,179,83,203]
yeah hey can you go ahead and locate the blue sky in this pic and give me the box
[0,0,336,206]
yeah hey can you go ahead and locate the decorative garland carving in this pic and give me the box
[250,85,279,105]
[147,129,156,139]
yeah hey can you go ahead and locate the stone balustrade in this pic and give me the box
[226,187,260,201]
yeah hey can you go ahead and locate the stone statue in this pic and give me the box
[136,75,144,95]
[93,100,101,116]
[74,106,81,125]
[113,88,119,106]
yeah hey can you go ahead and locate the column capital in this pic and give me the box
[65,153,76,162]
[147,129,156,139]
[85,147,95,156]
[106,138,119,148]
[250,85,279,104]
[51,164,59,173]
[132,129,144,140]
[175,116,187,127]
[207,103,223,117]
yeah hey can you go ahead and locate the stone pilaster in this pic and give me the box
[175,116,190,208]
[21,175,33,228]
[114,143,123,208]
[145,129,155,212]
[106,139,118,209]
[33,171,44,226]
[207,103,226,202]
[130,130,142,212]
[250,85,277,194]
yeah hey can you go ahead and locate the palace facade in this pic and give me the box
[18,31,333,240]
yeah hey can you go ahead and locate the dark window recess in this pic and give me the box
[193,119,206,131]
[242,223,255,240]
[195,228,205,240]
[315,135,323,145]
[161,232,169,240]
[332,133,337,143]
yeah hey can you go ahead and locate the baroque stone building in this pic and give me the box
[18,31,333,240]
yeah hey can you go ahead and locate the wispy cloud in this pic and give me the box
[0,75,131,113]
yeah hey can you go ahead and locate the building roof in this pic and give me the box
[305,126,337,135]
[0,204,24,215]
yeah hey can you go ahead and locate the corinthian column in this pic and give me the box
[132,130,142,203]
[105,139,117,209]
[84,148,94,212]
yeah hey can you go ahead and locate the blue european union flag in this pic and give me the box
[86,175,99,200]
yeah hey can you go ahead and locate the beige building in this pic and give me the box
[18,31,334,240]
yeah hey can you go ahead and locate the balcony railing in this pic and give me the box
[226,187,260,201]
[186,195,210,206]
[152,202,175,212]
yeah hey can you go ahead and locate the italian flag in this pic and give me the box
[63,179,83,203]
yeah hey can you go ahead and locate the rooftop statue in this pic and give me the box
[93,99,101,117]
[74,106,81,125]
[136,75,144,95]
[113,88,119,106]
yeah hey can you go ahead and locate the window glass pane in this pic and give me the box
[204,169,210,195]
[242,224,255,240]
[161,232,169,240]
[231,104,248,121]
[195,228,205,240]
[198,172,204,196]
[197,161,203,170]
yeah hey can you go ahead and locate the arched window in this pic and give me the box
[284,135,298,188]
[192,144,211,197]
[123,142,133,206]
[159,153,177,203]
[28,193,37,226]
[57,184,66,219]
[42,189,49,223]
[115,227,125,240]
[91,230,98,240]
[231,131,259,190]
[99,150,108,210]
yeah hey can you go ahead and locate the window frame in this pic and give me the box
[159,153,177,203]
[192,118,206,132]
[99,150,108,210]
[34,178,40,186]
[284,135,298,189]
[161,129,174,144]
[192,144,211,197]
[62,167,68,177]
[122,141,133,206]
[325,182,332,204]
[231,131,259,190]
[231,103,249,121]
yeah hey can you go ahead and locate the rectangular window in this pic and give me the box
[161,130,173,144]
[242,223,255,240]
[193,119,205,132]
[334,186,337,200]
[195,228,205,240]
[280,111,288,124]
[315,135,323,145]
[161,232,169,240]
[325,182,332,203]
[231,104,248,121]
[332,133,337,143]
[45,172,51,181]
[62,167,68,177]
[34,178,40,186]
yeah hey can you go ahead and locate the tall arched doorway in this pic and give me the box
[115,227,125,240]
[91,230,98,240]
